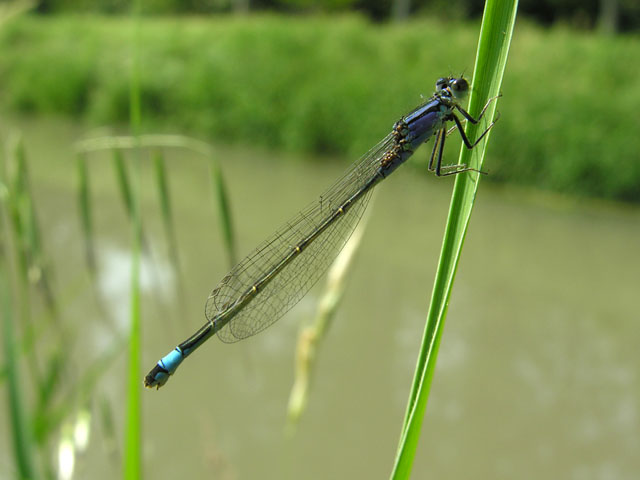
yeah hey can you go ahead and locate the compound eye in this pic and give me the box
[451,78,469,94]
[435,78,448,91]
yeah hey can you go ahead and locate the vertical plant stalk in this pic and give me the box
[1,141,39,480]
[76,152,96,272]
[112,149,134,218]
[152,151,179,271]
[1,262,38,480]
[111,148,154,268]
[8,136,34,303]
[390,1,518,478]
[153,150,187,308]
[124,1,142,478]
[14,137,58,319]
[5,134,45,397]
[209,158,237,268]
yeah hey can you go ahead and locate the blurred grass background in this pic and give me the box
[1,14,639,201]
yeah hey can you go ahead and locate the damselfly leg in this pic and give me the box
[429,94,500,176]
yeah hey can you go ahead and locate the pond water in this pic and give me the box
[1,116,639,479]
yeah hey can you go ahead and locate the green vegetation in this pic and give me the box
[1,14,639,201]
[1,131,125,479]
[27,0,640,30]
[1,128,236,479]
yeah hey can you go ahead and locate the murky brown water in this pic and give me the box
[1,116,638,479]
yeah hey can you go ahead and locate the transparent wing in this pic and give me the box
[205,133,395,343]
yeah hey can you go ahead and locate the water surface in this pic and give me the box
[1,116,638,479]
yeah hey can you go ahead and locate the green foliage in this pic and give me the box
[76,152,95,270]
[0,14,639,201]
[209,157,237,267]
[30,0,640,29]
[124,9,143,472]
[276,0,358,11]
[1,130,127,480]
[0,264,38,480]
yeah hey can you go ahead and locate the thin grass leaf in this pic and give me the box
[124,3,143,478]
[153,150,188,309]
[112,148,156,270]
[153,151,181,272]
[13,137,41,269]
[152,151,176,256]
[209,158,237,268]
[391,1,518,478]
[76,152,96,271]
[5,134,44,390]
[33,349,65,444]
[0,163,38,480]
[152,150,169,218]
[112,149,134,219]
[6,136,58,327]
[123,153,143,480]
[14,137,58,318]
[75,151,123,329]
[1,274,38,479]
[7,135,31,291]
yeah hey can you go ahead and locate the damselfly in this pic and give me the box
[144,76,498,389]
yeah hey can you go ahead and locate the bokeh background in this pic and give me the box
[1,1,638,479]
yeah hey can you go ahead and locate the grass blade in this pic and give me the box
[1,266,38,479]
[391,1,519,477]
[13,136,58,318]
[1,149,38,480]
[7,134,31,292]
[152,149,187,310]
[76,151,96,271]
[112,149,134,219]
[124,2,142,477]
[209,158,237,268]
[124,241,142,480]
[152,150,179,268]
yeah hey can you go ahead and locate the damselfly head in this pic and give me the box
[435,77,470,101]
